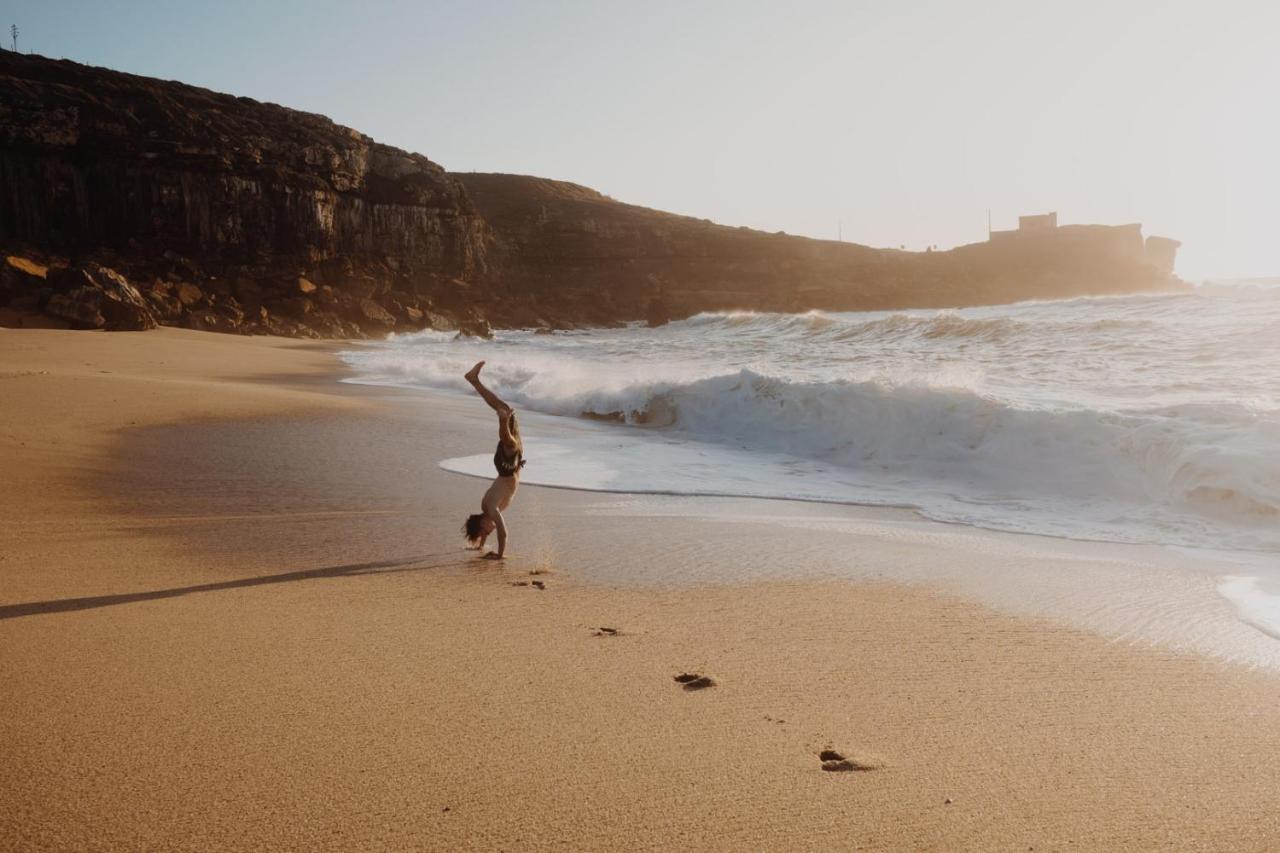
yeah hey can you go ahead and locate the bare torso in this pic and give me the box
[482,472,519,514]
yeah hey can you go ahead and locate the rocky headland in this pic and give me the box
[1,51,1184,337]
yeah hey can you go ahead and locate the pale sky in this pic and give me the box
[8,0,1279,278]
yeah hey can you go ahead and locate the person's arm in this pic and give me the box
[484,509,508,558]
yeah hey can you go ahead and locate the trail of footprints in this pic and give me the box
[504,574,882,775]
[669,669,881,772]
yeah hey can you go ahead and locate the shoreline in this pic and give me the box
[5,327,1280,850]
[341,362,1280,670]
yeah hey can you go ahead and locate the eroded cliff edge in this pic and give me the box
[0,52,1184,337]
[1,51,490,336]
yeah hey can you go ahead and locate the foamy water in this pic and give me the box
[341,282,1280,640]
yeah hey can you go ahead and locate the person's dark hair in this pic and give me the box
[463,513,489,546]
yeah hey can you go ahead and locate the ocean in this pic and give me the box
[341,281,1280,645]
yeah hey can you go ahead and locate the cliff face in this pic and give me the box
[0,52,1183,337]
[458,173,1183,325]
[0,51,490,336]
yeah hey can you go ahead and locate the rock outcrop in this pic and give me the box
[0,52,1184,337]
[0,51,489,336]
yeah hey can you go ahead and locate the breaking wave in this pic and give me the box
[342,286,1280,552]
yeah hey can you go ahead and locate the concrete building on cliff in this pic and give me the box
[1144,235,1182,274]
[988,211,1180,275]
[989,211,1057,241]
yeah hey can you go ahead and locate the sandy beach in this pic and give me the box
[4,327,1280,852]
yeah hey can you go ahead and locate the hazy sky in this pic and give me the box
[8,1,1279,278]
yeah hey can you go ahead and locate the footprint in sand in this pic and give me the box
[674,672,716,691]
[818,749,882,772]
[592,626,620,637]
[510,580,546,590]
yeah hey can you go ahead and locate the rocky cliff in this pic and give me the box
[1,51,490,336]
[0,52,1183,337]
[458,173,1184,326]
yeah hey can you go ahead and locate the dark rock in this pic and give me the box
[233,277,263,310]
[89,265,158,331]
[1,255,49,304]
[183,310,239,334]
[342,276,381,300]
[455,317,493,339]
[646,294,671,327]
[210,297,244,325]
[146,290,183,324]
[47,266,97,295]
[174,282,204,307]
[357,297,395,331]
[304,310,347,338]
[269,296,314,318]
[424,311,457,332]
[44,264,156,331]
[45,286,105,329]
[161,250,202,281]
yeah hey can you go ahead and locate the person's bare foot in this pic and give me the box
[464,361,485,383]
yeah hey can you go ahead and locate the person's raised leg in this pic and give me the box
[465,361,509,413]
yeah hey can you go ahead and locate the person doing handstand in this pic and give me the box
[461,361,523,559]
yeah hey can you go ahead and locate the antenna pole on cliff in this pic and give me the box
[9,25,16,52]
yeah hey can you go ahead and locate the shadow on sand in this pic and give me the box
[0,552,468,620]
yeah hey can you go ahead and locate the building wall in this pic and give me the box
[1018,212,1058,231]
[1145,236,1181,274]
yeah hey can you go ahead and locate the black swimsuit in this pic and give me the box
[494,442,523,477]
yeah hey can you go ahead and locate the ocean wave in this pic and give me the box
[677,309,1153,345]
[348,337,1280,541]
[559,370,1279,525]
[342,286,1280,551]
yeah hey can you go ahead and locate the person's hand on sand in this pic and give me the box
[482,551,504,560]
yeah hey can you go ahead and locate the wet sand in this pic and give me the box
[4,327,1280,851]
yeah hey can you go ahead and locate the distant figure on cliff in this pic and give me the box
[461,361,524,559]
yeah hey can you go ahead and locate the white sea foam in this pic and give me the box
[1218,576,1280,640]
